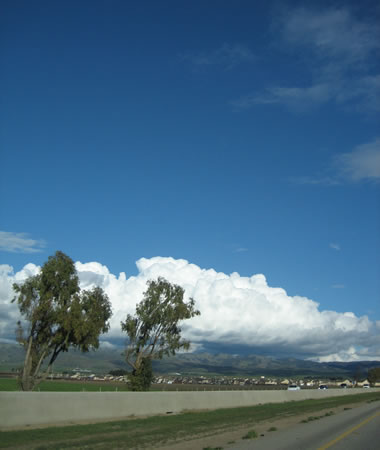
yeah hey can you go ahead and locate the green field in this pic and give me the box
[0,378,130,392]
[0,377,289,392]
[1,391,379,449]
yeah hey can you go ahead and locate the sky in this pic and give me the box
[0,0,379,362]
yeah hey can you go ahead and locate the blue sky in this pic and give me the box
[1,1,379,361]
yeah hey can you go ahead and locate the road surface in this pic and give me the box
[226,401,380,449]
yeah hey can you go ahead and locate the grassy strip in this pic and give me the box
[1,392,379,449]
[0,378,289,392]
[0,378,129,392]
[0,379,19,392]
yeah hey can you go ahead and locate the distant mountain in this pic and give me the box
[0,343,129,374]
[1,343,378,378]
[152,353,379,378]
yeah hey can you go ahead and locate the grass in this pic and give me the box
[0,378,130,392]
[0,392,379,449]
[0,377,291,392]
[300,416,319,423]
[0,379,19,392]
[242,430,258,439]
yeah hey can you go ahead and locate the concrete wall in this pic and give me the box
[1,388,378,429]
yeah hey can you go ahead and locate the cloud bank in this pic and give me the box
[1,257,379,362]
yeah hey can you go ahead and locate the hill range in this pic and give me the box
[0,343,378,378]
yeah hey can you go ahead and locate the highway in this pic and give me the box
[226,401,380,450]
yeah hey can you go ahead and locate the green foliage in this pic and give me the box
[368,367,380,384]
[128,357,154,391]
[121,277,200,389]
[242,430,258,439]
[12,251,112,391]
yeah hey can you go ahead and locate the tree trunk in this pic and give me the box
[20,337,34,391]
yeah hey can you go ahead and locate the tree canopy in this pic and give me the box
[12,251,112,391]
[368,367,380,384]
[121,277,200,390]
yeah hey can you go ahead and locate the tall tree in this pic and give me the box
[367,367,380,384]
[121,277,200,390]
[12,251,112,391]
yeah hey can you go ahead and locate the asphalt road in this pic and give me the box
[226,401,380,450]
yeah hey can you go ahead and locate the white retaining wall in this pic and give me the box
[0,388,378,429]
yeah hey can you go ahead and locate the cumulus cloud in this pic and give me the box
[0,231,46,253]
[313,345,378,363]
[1,257,379,362]
[0,263,40,340]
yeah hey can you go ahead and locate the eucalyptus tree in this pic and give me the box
[12,251,112,391]
[121,277,200,390]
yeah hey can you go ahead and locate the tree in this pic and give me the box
[127,357,153,391]
[121,277,200,390]
[368,367,380,384]
[12,251,112,391]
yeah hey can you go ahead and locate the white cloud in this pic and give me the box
[181,43,254,70]
[329,243,341,251]
[236,77,380,112]
[235,7,380,112]
[289,175,339,186]
[0,263,40,340]
[98,340,118,350]
[334,138,380,182]
[233,83,333,111]
[2,257,379,362]
[312,345,380,362]
[282,7,380,68]
[292,138,380,186]
[234,247,248,253]
[0,231,46,253]
[331,284,345,289]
